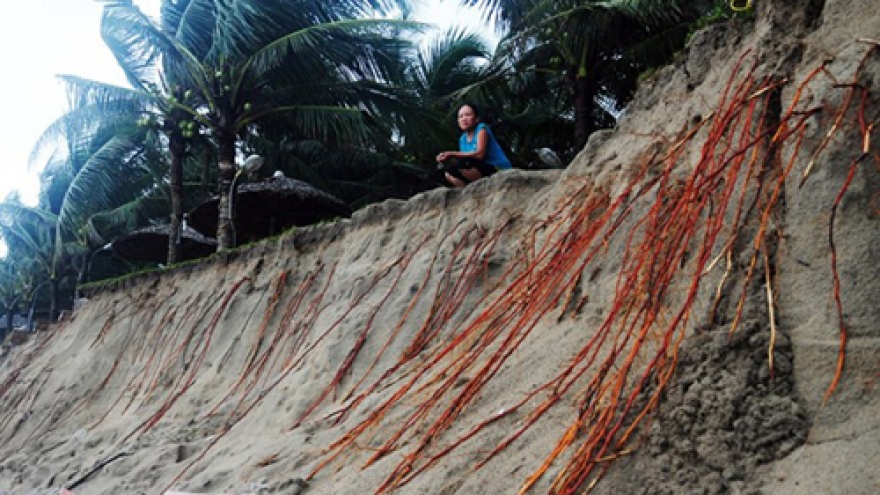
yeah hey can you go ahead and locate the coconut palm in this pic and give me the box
[43,3,215,265]
[35,90,202,267]
[254,27,501,193]
[19,109,176,318]
[0,201,63,322]
[465,0,724,149]
[0,195,38,331]
[394,28,499,163]
[101,0,421,250]
[251,137,437,211]
[0,243,28,340]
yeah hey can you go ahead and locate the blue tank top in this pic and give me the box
[459,123,512,169]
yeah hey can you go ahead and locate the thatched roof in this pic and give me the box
[112,224,217,264]
[187,177,352,244]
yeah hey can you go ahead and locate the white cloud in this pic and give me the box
[416,0,499,45]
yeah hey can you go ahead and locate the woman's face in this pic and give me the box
[457,105,479,131]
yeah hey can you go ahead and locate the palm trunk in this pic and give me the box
[26,278,57,330]
[573,74,597,152]
[2,307,12,342]
[167,136,185,264]
[50,277,60,323]
[77,253,90,298]
[216,136,237,251]
[202,152,212,197]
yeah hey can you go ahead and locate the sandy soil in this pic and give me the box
[1,1,877,494]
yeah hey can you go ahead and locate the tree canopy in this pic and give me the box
[0,0,746,332]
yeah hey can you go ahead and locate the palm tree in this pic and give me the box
[102,0,421,250]
[252,137,437,210]
[465,0,723,149]
[0,201,63,322]
[0,249,27,340]
[35,84,199,266]
[0,194,37,337]
[44,1,214,265]
[23,106,175,316]
[427,30,576,166]
[394,28,499,163]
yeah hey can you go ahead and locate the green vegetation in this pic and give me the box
[0,0,735,330]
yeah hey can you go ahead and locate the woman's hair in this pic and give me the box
[459,102,481,118]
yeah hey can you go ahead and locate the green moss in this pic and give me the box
[77,219,349,296]
[79,265,166,293]
[689,3,755,41]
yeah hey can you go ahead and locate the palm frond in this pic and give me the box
[162,0,219,61]
[245,19,422,83]
[57,138,137,233]
[263,105,369,145]
[102,1,213,101]
[0,203,57,268]
[89,189,171,240]
[28,77,146,168]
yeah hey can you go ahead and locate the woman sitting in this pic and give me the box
[436,103,512,187]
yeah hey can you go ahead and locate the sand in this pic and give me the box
[1,1,877,494]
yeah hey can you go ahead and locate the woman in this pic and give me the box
[436,103,512,187]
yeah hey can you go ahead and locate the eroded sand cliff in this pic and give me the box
[1,1,877,494]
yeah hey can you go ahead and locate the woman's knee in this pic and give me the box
[445,172,468,188]
[460,168,485,182]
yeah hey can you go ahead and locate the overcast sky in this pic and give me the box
[0,0,493,206]
[0,0,152,208]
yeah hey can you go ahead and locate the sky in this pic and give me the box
[0,0,153,208]
[0,0,494,206]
